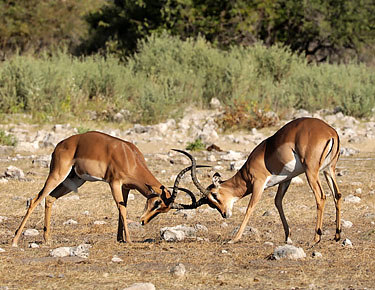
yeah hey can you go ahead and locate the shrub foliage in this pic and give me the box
[0,34,374,125]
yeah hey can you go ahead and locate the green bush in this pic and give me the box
[0,130,17,146]
[0,33,375,125]
[186,138,206,151]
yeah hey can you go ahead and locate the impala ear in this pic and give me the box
[212,172,222,187]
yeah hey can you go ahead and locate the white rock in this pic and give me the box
[70,244,91,258]
[161,228,185,242]
[195,224,208,232]
[94,220,107,225]
[0,248,5,252]
[29,242,40,248]
[63,219,78,225]
[50,247,71,258]
[0,216,8,223]
[207,154,216,162]
[23,229,39,236]
[273,245,306,260]
[291,176,304,185]
[160,225,196,242]
[355,188,362,194]
[50,244,91,258]
[344,195,361,203]
[122,283,156,290]
[170,263,186,278]
[4,165,25,180]
[229,159,247,171]
[342,220,353,228]
[342,238,353,248]
[312,251,322,258]
[0,178,8,184]
[221,150,244,161]
[210,97,221,109]
[111,255,123,263]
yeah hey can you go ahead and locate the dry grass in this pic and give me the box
[1,138,375,290]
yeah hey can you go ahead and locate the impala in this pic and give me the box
[11,131,199,247]
[177,117,342,244]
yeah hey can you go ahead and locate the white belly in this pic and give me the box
[265,154,304,188]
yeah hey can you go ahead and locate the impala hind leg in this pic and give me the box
[110,182,132,243]
[44,173,85,244]
[305,168,326,244]
[230,181,264,243]
[274,180,292,244]
[324,166,342,241]
[12,164,74,247]
[117,188,130,243]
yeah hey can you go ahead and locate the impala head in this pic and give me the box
[203,173,238,218]
[140,185,172,225]
[173,149,237,219]
[140,163,208,225]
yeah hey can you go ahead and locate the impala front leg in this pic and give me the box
[110,182,132,243]
[230,181,264,243]
[117,188,130,243]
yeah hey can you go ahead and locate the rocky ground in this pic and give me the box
[0,108,374,289]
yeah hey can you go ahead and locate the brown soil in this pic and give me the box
[0,127,374,290]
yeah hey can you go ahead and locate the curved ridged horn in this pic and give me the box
[170,187,197,209]
[170,164,210,204]
[172,149,210,197]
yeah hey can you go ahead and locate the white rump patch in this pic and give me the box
[320,138,334,171]
[265,153,304,188]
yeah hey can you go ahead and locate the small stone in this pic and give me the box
[50,247,71,258]
[63,219,78,225]
[272,245,306,260]
[344,195,361,203]
[355,188,362,194]
[0,216,8,223]
[207,154,216,162]
[122,283,156,290]
[111,255,123,263]
[170,263,186,278]
[342,220,353,228]
[4,165,25,180]
[312,251,322,258]
[29,242,39,248]
[94,220,107,225]
[342,238,353,248]
[291,176,304,184]
[23,229,39,236]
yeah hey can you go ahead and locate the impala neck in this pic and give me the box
[222,168,252,199]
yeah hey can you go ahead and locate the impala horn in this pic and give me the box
[172,149,210,197]
[169,164,210,208]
